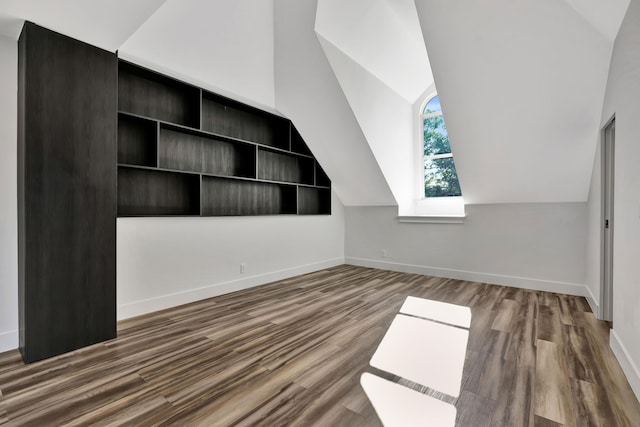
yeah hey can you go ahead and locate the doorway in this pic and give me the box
[601,117,615,322]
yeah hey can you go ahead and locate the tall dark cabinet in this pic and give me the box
[17,22,117,363]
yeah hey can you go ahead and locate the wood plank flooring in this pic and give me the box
[1,265,639,426]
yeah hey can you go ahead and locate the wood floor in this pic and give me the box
[1,265,639,426]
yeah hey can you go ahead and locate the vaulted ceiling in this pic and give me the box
[415,0,628,204]
[0,0,630,207]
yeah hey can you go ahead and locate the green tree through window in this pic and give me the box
[422,96,461,197]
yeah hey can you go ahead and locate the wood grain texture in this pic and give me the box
[17,22,117,363]
[291,125,312,156]
[257,148,314,185]
[534,340,576,425]
[298,187,331,215]
[201,177,297,216]
[118,113,158,167]
[118,167,200,216]
[159,127,256,178]
[1,265,639,426]
[117,61,330,218]
[315,161,331,188]
[118,61,200,128]
[201,94,289,149]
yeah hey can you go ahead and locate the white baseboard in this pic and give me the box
[584,286,600,317]
[610,329,640,403]
[345,257,587,297]
[0,329,18,353]
[118,257,345,320]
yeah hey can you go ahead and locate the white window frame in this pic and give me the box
[410,93,464,219]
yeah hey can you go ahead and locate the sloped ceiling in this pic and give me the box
[315,0,432,103]
[0,0,166,51]
[316,34,414,208]
[0,0,630,207]
[119,0,277,111]
[564,0,630,43]
[274,0,395,206]
[414,0,625,204]
[315,0,428,210]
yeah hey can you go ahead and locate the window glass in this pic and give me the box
[423,115,451,156]
[424,157,462,197]
[424,96,442,114]
[422,95,462,198]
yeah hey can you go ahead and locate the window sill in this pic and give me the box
[397,215,465,224]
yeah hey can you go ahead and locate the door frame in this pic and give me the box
[600,114,615,322]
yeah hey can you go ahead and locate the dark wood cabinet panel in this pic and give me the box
[118,61,200,128]
[18,22,117,363]
[201,93,289,149]
[316,162,331,188]
[159,126,255,178]
[298,187,331,215]
[118,113,157,167]
[291,125,312,156]
[118,167,200,216]
[258,149,314,185]
[202,177,297,216]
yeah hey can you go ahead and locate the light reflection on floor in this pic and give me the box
[361,373,457,426]
[360,296,471,426]
[400,296,471,329]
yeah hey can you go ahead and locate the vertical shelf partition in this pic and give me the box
[117,61,331,217]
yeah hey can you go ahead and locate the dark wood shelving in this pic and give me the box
[159,126,256,178]
[117,61,331,217]
[201,92,290,150]
[118,167,200,216]
[298,187,331,215]
[118,113,157,167]
[118,111,316,159]
[258,148,314,185]
[316,162,331,188]
[291,125,312,156]
[202,177,297,216]
[118,61,200,128]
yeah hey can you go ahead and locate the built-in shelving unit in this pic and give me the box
[117,61,331,217]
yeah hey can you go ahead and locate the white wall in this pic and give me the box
[585,140,602,313]
[114,0,348,321]
[317,35,414,209]
[598,0,640,401]
[414,0,613,205]
[117,192,345,319]
[115,2,349,319]
[112,0,350,321]
[119,0,277,110]
[315,0,431,103]
[273,0,395,206]
[0,34,17,352]
[346,203,587,295]
[314,0,431,211]
[0,0,167,51]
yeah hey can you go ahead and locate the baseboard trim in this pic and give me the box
[584,286,600,317]
[0,329,18,353]
[345,257,587,297]
[118,257,345,320]
[610,329,640,403]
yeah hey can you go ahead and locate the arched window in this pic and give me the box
[421,95,461,198]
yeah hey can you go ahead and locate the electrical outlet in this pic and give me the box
[240,263,247,274]
[380,250,387,258]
